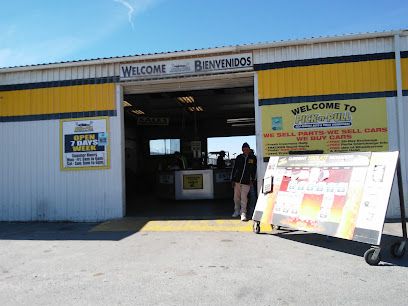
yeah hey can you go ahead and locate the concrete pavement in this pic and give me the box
[0,220,406,305]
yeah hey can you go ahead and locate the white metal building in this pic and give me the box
[0,30,407,221]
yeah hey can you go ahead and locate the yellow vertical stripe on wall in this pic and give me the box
[402,58,408,90]
[258,59,397,100]
[0,83,116,117]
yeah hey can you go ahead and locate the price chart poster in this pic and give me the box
[253,152,398,245]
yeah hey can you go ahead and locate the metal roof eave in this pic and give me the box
[1,29,407,73]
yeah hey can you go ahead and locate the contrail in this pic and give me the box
[114,0,135,29]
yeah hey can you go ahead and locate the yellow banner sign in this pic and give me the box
[261,98,388,156]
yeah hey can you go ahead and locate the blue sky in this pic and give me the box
[1,0,407,157]
[1,0,408,68]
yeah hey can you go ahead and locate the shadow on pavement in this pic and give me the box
[126,195,236,218]
[0,197,241,241]
[0,222,134,241]
[262,227,408,267]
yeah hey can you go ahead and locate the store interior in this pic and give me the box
[123,85,256,218]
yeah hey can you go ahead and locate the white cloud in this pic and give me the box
[114,0,135,29]
[113,0,158,30]
[0,1,160,67]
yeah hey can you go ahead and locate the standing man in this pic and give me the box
[170,151,187,170]
[231,142,256,221]
[216,150,226,169]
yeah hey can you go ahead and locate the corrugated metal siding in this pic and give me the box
[1,36,402,87]
[255,35,408,219]
[398,36,408,217]
[0,63,123,221]
[258,59,396,100]
[0,64,120,86]
[401,96,408,218]
[386,97,403,218]
[0,117,123,221]
[400,35,408,51]
[0,87,124,221]
[402,58,408,90]
[1,32,407,221]
[253,37,394,64]
[0,84,116,117]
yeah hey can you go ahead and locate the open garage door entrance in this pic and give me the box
[122,73,256,218]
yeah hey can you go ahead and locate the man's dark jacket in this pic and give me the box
[231,153,256,185]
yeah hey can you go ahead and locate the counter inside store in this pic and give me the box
[156,153,232,200]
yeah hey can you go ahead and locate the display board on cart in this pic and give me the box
[253,152,399,245]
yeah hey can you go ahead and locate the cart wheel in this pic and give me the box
[390,242,406,258]
[253,221,260,234]
[364,248,381,266]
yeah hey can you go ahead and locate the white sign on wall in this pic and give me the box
[60,117,110,170]
[120,53,253,80]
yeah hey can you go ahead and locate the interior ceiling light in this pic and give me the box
[177,96,194,104]
[227,118,255,124]
[123,100,132,107]
[130,109,145,115]
[187,106,204,112]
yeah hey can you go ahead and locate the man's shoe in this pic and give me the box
[240,213,247,221]
[232,211,240,218]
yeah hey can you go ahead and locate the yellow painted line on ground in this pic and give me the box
[141,219,253,232]
[90,217,255,232]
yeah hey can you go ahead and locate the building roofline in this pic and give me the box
[1,29,407,73]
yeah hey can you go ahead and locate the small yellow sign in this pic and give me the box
[183,174,203,190]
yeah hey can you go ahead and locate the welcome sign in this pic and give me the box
[120,53,253,80]
[261,98,389,157]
